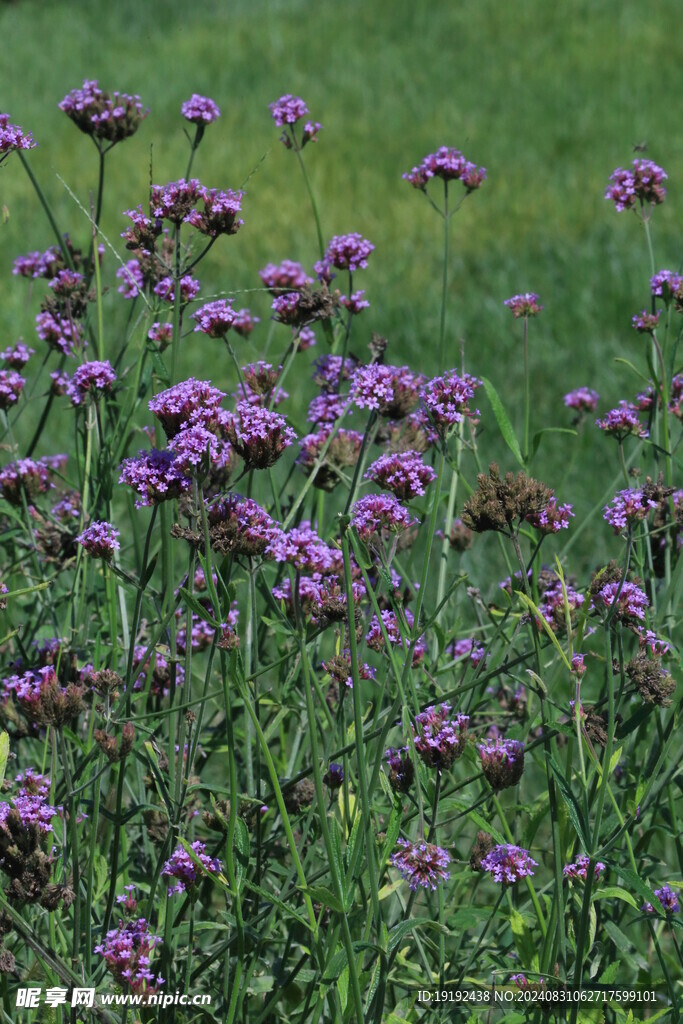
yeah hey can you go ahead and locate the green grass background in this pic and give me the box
[1,0,681,577]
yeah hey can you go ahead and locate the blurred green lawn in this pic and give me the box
[1,0,680,577]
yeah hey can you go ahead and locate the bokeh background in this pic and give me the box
[1,0,681,578]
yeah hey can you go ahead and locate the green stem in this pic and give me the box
[438,181,449,371]
[294,147,325,260]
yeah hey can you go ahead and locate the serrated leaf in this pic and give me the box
[598,960,621,984]
[301,884,345,914]
[481,377,525,467]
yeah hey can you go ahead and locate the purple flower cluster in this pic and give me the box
[596,402,649,440]
[0,457,54,505]
[478,738,525,790]
[167,425,224,475]
[267,520,335,574]
[366,609,425,665]
[1,342,34,368]
[351,364,423,417]
[526,497,574,534]
[13,246,62,280]
[269,94,310,126]
[313,354,357,393]
[563,855,605,881]
[650,269,682,299]
[390,838,451,891]
[148,379,226,438]
[260,259,312,293]
[451,637,487,667]
[0,113,36,162]
[181,94,220,125]
[365,450,436,500]
[632,310,661,334]
[413,704,469,770]
[207,495,283,557]
[59,80,147,144]
[643,885,681,915]
[564,387,599,412]
[76,521,120,560]
[504,293,544,318]
[340,290,369,314]
[307,393,347,424]
[349,493,418,544]
[603,488,658,533]
[94,918,164,994]
[162,840,222,896]
[321,234,375,273]
[403,147,486,192]
[66,360,116,406]
[186,188,244,237]
[224,402,296,469]
[116,259,144,298]
[421,370,481,431]
[0,770,58,833]
[191,299,236,337]
[605,160,667,212]
[153,274,201,304]
[119,449,191,508]
[0,369,25,410]
[591,579,649,621]
[35,311,82,355]
[480,844,538,884]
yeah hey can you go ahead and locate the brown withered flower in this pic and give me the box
[462,463,554,536]
[626,653,676,707]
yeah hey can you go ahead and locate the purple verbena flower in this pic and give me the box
[384,747,414,793]
[267,520,335,573]
[162,840,222,896]
[352,364,424,417]
[269,94,309,126]
[413,703,469,770]
[259,260,313,293]
[119,449,192,508]
[94,917,163,994]
[603,488,659,533]
[526,497,574,534]
[153,274,200,304]
[340,290,370,314]
[591,579,649,621]
[35,311,82,355]
[504,293,543,318]
[632,310,661,333]
[0,457,54,505]
[206,495,282,557]
[596,402,649,440]
[480,844,538,884]
[313,354,357,393]
[224,402,295,469]
[0,113,36,162]
[478,738,525,790]
[0,370,25,410]
[59,81,147,144]
[322,233,374,272]
[642,884,680,914]
[185,187,244,237]
[167,425,224,475]
[563,855,605,881]
[233,308,259,338]
[148,378,226,438]
[148,322,173,349]
[181,94,220,124]
[76,521,120,560]
[605,160,667,212]
[421,370,481,432]
[650,269,683,300]
[116,259,144,298]
[150,178,203,224]
[365,450,437,500]
[191,299,235,337]
[307,393,348,424]
[1,343,34,368]
[390,838,450,891]
[13,247,62,280]
[66,360,116,406]
[349,493,418,544]
[564,387,599,412]
[403,147,486,192]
